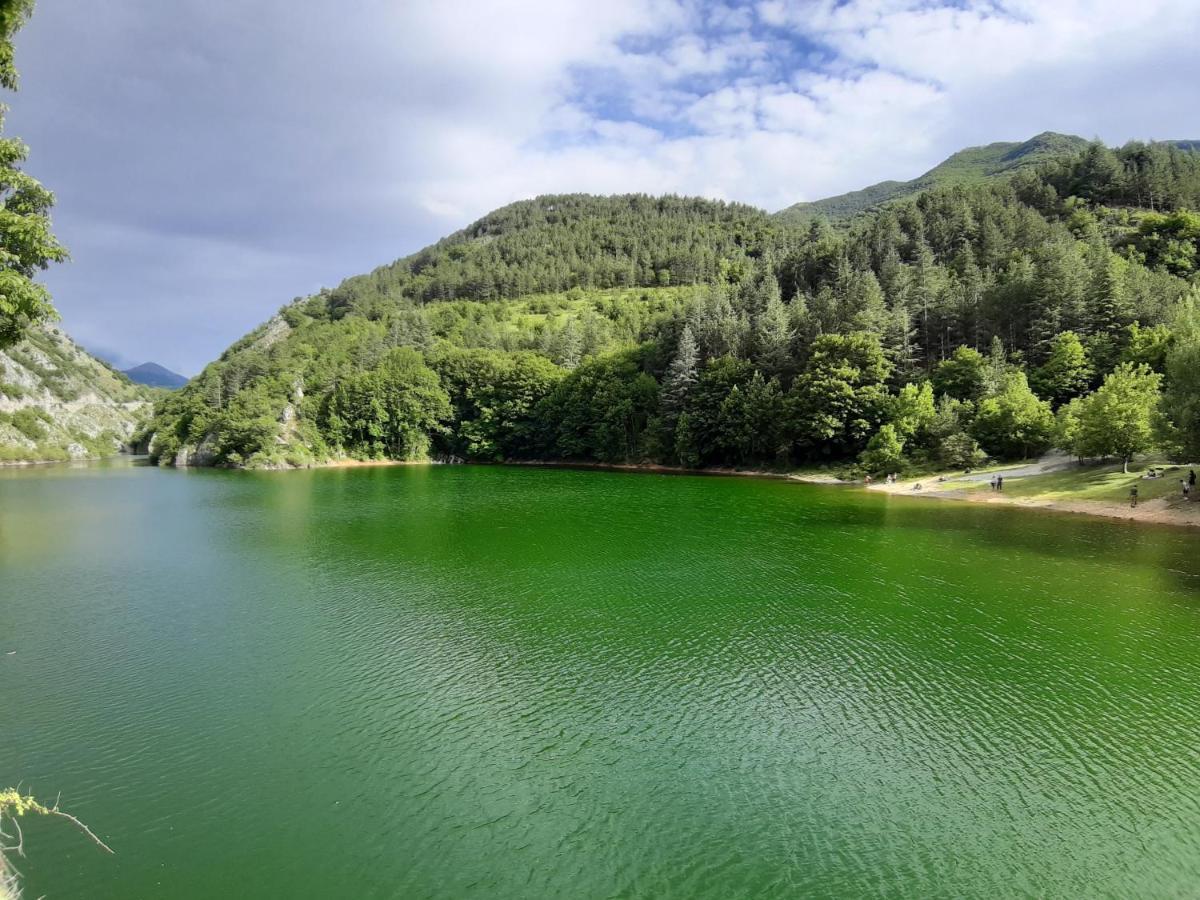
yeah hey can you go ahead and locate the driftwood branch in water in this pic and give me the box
[44,805,114,854]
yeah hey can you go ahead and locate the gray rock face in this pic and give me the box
[0,324,152,464]
[172,433,220,467]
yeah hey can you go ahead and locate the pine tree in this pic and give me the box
[847,270,889,335]
[1088,252,1129,337]
[673,410,699,468]
[753,292,794,380]
[982,336,1010,397]
[662,325,699,416]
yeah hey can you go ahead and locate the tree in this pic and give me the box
[1121,322,1172,373]
[1133,210,1200,276]
[932,346,987,402]
[662,324,699,416]
[971,371,1055,460]
[429,347,562,459]
[1076,363,1163,471]
[1165,293,1200,459]
[939,431,986,469]
[928,393,975,441]
[752,290,793,380]
[860,423,905,474]
[673,410,699,468]
[1054,395,1093,462]
[888,381,936,442]
[788,332,892,459]
[0,0,68,348]
[555,319,583,369]
[982,336,1011,397]
[538,349,659,462]
[687,355,754,464]
[2,786,114,900]
[738,371,785,463]
[326,348,451,459]
[1030,331,1092,407]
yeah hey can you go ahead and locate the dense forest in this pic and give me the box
[145,139,1200,474]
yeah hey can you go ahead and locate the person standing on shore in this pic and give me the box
[990,474,997,491]
[1131,485,1139,508]
[1190,469,1196,489]
[997,476,1004,492]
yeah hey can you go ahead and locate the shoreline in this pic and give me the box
[316,457,428,469]
[866,473,1200,530]
[501,458,849,483]
[0,450,138,469]
[508,459,1200,529]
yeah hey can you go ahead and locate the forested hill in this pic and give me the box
[326,194,777,313]
[145,137,1200,474]
[775,133,1200,224]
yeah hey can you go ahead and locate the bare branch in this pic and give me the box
[9,816,23,857]
[45,808,112,855]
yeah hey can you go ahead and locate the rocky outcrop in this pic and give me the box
[171,432,220,467]
[0,324,153,464]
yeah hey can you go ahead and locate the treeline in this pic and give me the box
[1040,140,1200,212]
[145,143,1200,472]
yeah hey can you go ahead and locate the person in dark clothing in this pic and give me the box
[1190,469,1196,488]
[996,476,1004,492]
[1130,486,1139,508]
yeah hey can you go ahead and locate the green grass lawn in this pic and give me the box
[963,460,1196,503]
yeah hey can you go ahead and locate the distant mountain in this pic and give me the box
[777,133,1200,224]
[123,361,188,389]
[1,325,154,463]
[776,132,1092,224]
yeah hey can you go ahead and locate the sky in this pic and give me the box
[8,0,1200,375]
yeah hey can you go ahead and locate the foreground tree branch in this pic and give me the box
[1,788,113,900]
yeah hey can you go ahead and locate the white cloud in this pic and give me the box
[392,0,1200,224]
[9,0,1200,369]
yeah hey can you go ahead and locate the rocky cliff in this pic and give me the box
[0,324,153,464]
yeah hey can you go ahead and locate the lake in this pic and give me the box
[3,460,1200,897]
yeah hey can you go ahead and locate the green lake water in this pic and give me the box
[2,460,1200,898]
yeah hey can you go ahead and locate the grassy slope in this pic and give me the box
[874,457,1200,528]
[956,460,1194,504]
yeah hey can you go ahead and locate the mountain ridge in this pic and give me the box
[775,132,1092,224]
[123,361,188,389]
[775,133,1200,224]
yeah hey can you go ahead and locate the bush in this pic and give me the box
[10,407,50,441]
